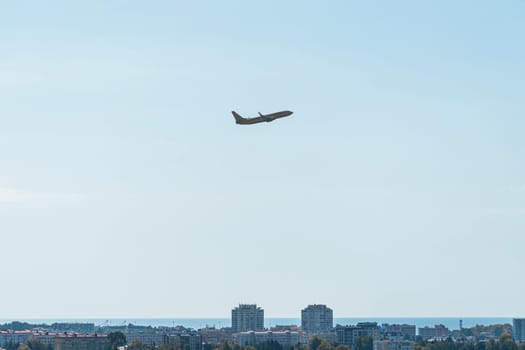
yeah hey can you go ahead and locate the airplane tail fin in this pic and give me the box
[232,111,245,123]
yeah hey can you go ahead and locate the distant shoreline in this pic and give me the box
[0,317,512,331]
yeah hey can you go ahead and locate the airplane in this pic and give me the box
[232,110,293,125]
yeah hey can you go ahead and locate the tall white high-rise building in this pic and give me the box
[301,304,333,333]
[514,319,525,343]
[232,304,264,332]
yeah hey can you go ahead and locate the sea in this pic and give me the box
[0,318,512,331]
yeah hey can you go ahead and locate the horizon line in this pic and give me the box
[0,316,514,320]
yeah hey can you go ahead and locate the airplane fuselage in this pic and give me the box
[232,110,293,125]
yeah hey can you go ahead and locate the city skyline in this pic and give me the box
[0,316,517,330]
[2,0,525,318]
[1,314,524,348]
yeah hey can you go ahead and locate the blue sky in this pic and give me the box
[1,0,524,318]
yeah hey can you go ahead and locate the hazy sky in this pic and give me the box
[1,1,524,319]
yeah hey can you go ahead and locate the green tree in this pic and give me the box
[353,336,373,350]
[128,340,149,350]
[487,340,497,350]
[107,331,127,350]
[218,341,233,350]
[26,339,52,350]
[158,345,179,350]
[317,341,334,350]
[335,345,351,350]
[0,322,48,332]
[5,342,19,350]
[308,337,324,350]
[416,336,426,346]
[498,334,517,350]
[256,340,283,350]
[476,341,487,350]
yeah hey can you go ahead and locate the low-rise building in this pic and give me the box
[418,325,450,341]
[305,331,336,344]
[270,325,299,332]
[199,327,234,345]
[30,332,57,347]
[166,333,203,350]
[0,330,33,347]
[125,333,165,347]
[0,330,62,347]
[51,323,95,334]
[235,331,304,346]
[382,324,416,341]
[54,334,109,350]
[336,323,380,347]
